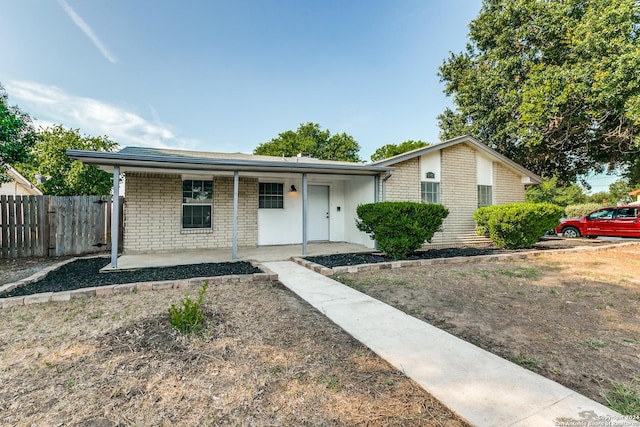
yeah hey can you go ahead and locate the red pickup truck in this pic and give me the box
[555,206,640,238]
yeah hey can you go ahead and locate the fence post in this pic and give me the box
[15,196,24,257]
[28,196,38,256]
[1,195,7,258]
[7,196,16,258]
[42,196,52,257]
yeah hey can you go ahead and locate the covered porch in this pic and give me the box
[108,242,373,270]
[67,147,393,269]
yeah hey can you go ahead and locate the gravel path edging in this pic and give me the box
[291,241,640,276]
[0,259,279,309]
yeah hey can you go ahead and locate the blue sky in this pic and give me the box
[0,0,618,191]
[1,0,482,159]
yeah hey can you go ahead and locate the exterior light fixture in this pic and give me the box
[290,185,297,192]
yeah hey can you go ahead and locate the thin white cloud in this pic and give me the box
[58,0,118,64]
[5,80,195,149]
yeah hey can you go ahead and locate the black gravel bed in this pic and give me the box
[1,257,261,298]
[304,247,511,268]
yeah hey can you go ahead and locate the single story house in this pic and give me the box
[67,135,542,267]
[371,135,543,245]
[0,166,43,197]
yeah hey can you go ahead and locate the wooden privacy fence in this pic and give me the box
[0,195,124,259]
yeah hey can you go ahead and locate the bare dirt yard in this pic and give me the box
[0,278,468,426]
[334,243,640,412]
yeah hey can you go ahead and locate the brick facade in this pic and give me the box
[433,143,479,244]
[382,157,420,202]
[493,162,525,204]
[124,173,258,253]
[384,143,528,246]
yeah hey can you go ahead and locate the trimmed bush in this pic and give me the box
[473,202,564,249]
[356,202,449,259]
[564,203,604,219]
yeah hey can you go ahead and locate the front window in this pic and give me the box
[421,181,440,204]
[182,180,212,229]
[478,185,493,208]
[587,208,614,220]
[259,183,284,208]
[615,207,638,218]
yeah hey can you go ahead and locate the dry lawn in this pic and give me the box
[0,279,468,426]
[335,244,640,409]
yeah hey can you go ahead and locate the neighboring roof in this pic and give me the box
[370,135,543,184]
[66,147,393,176]
[628,189,640,196]
[3,166,43,195]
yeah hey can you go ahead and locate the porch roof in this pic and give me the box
[67,147,393,176]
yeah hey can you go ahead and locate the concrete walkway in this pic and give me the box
[263,261,638,427]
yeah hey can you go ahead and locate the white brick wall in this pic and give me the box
[384,143,528,246]
[494,162,526,204]
[431,143,479,244]
[383,158,420,202]
[124,173,258,253]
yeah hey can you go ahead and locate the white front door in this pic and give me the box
[308,185,330,241]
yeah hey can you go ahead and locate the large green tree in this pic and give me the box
[0,83,36,182]
[16,125,118,196]
[370,140,430,161]
[607,179,634,204]
[438,0,640,183]
[525,176,587,206]
[254,122,362,162]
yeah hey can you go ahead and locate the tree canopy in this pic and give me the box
[525,175,638,206]
[370,140,430,161]
[16,125,118,196]
[438,0,640,183]
[0,83,36,182]
[525,176,587,206]
[254,122,361,162]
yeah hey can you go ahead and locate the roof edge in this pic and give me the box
[66,149,393,174]
[370,135,542,184]
[5,165,44,195]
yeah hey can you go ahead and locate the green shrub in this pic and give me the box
[473,202,564,249]
[356,201,449,259]
[564,203,604,219]
[168,281,209,334]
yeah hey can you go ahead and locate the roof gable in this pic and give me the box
[4,166,43,195]
[370,135,542,184]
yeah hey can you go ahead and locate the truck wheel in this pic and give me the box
[562,227,581,238]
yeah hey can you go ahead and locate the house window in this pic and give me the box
[182,180,213,229]
[478,185,493,207]
[421,181,440,204]
[259,183,284,208]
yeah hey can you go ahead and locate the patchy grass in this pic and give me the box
[511,354,545,371]
[606,381,640,416]
[0,280,467,426]
[337,245,640,413]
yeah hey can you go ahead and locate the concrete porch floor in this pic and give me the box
[109,242,372,270]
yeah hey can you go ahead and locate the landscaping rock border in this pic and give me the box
[0,257,279,309]
[292,241,640,276]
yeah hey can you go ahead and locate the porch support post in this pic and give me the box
[374,175,379,203]
[373,174,379,250]
[110,165,120,269]
[232,171,239,260]
[302,173,308,255]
